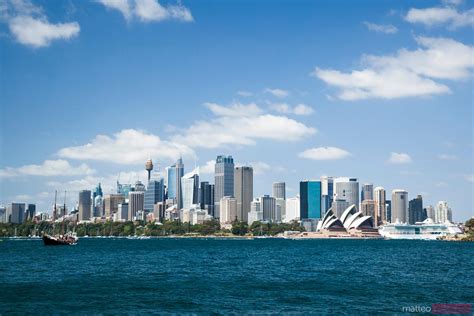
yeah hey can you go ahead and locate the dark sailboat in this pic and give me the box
[43,190,78,246]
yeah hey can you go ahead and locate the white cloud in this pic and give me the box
[264,88,290,98]
[237,90,253,97]
[464,174,474,182]
[298,147,351,161]
[199,160,215,174]
[204,102,263,117]
[58,129,195,165]
[97,0,193,22]
[269,103,314,116]
[388,152,412,164]
[437,154,457,160]
[363,22,398,34]
[313,36,473,100]
[3,0,80,48]
[405,6,474,29]
[0,160,95,178]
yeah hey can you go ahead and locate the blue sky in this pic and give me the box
[0,0,473,221]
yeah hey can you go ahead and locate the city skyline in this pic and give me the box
[1,0,473,221]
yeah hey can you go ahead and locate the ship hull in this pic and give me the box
[42,234,77,246]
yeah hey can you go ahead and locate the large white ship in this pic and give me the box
[379,218,462,240]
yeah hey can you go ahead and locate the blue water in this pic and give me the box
[1,238,473,314]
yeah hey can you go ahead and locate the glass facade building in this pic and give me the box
[299,181,322,219]
[144,179,165,212]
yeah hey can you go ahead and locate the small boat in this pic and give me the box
[43,233,78,246]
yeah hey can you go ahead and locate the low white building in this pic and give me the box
[284,195,300,223]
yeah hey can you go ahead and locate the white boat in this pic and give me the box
[378,218,462,240]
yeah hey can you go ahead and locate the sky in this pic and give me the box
[0,0,473,221]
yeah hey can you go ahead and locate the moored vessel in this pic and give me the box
[379,218,462,240]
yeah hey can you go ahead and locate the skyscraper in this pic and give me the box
[334,177,359,211]
[332,199,350,218]
[374,187,386,224]
[361,183,374,202]
[214,155,234,219]
[128,191,144,221]
[6,203,25,224]
[284,195,300,222]
[299,181,322,219]
[200,182,215,216]
[234,166,253,223]
[26,204,36,221]
[391,189,408,223]
[181,169,199,209]
[220,196,237,225]
[435,201,452,223]
[248,199,263,225]
[408,195,425,224]
[166,158,184,208]
[144,179,165,212]
[275,198,285,222]
[361,200,377,226]
[260,195,277,222]
[272,182,286,200]
[425,205,435,221]
[320,176,334,214]
[104,194,125,218]
[78,190,92,221]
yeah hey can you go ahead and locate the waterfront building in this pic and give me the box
[144,179,165,212]
[272,182,286,200]
[408,195,426,224]
[321,176,334,213]
[425,205,435,221]
[6,203,25,224]
[128,191,144,221]
[361,183,374,202]
[391,190,408,223]
[361,200,377,226]
[275,198,285,223]
[334,177,359,211]
[214,155,234,219]
[300,180,322,219]
[284,195,300,222]
[25,204,36,221]
[104,194,125,218]
[220,196,237,225]
[181,169,199,210]
[234,166,253,223]
[78,190,91,221]
[166,158,184,208]
[374,187,386,224]
[332,199,349,218]
[191,209,209,225]
[116,203,128,221]
[260,195,277,222]
[248,199,263,225]
[435,201,453,223]
[199,182,215,217]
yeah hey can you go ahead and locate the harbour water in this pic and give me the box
[1,238,473,314]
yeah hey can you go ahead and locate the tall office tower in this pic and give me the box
[234,166,253,223]
[220,196,237,225]
[275,198,285,222]
[145,159,154,183]
[332,199,350,218]
[361,183,374,202]
[128,191,144,221]
[334,177,359,211]
[361,200,377,226]
[320,176,334,214]
[374,187,387,224]
[104,194,125,218]
[272,182,286,200]
[116,203,128,221]
[299,180,322,219]
[200,182,215,216]
[259,195,277,222]
[425,205,435,221]
[435,201,452,223]
[166,158,184,207]
[385,200,392,223]
[144,179,165,212]
[408,195,425,224]
[25,204,36,222]
[214,155,234,219]
[78,190,92,221]
[0,206,6,223]
[6,203,25,224]
[181,169,199,209]
[134,180,146,192]
[391,190,408,223]
[248,199,263,225]
[94,194,103,217]
[93,183,103,205]
[284,195,300,222]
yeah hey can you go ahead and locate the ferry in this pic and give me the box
[378,218,462,240]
